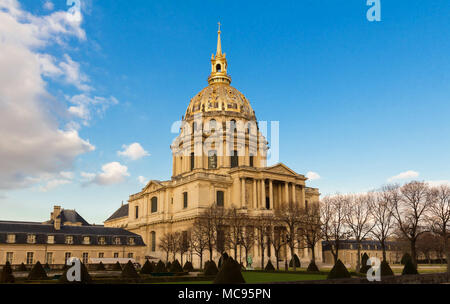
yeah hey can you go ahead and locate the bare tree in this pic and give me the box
[275,202,304,271]
[191,218,209,269]
[298,203,322,263]
[270,225,287,270]
[320,195,351,264]
[171,231,181,261]
[391,181,431,266]
[369,187,396,262]
[345,193,375,272]
[158,233,171,262]
[197,205,223,261]
[179,230,190,265]
[227,207,246,260]
[254,213,273,269]
[427,184,450,273]
[240,223,256,267]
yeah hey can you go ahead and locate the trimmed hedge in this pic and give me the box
[183,261,194,272]
[140,260,154,274]
[18,263,27,272]
[327,259,351,279]
[218,253,229,269]
[289,254,301,268]
[121,261,140,279]
[0,262,14,283]
[112,261,122,271]
[306,261,320,272]
[204,260,219,276]
[264,260,275,272]
[213,257,245,284]
[59,262,92,284]
[97,262,106,271]
[170,260,183,273]
[154,260,168,273]
[402,259,418,275]
[380,260,394,277]
[27,262,48,280]
[401,253,412,265]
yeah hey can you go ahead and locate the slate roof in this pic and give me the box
[45,209,90,226]
[105,204,129,222]
[322,239,398,251]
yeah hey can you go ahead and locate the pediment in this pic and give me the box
[142,180,165,193]
[264,163,299,177]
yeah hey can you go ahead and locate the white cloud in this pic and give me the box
[37,171,75,192]
[426,180,450,188]
[43,1,54,11]
[387,170,419,182]
[138,176,148,186]
[87,162,130,186]
[0,1,96,190]
[118,143,150,160]
[67,94,119,123]
[39,179,71,192]
[59,54,91,91]
[306,171,321,181]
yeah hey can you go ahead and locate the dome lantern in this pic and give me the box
[208,22,232,85]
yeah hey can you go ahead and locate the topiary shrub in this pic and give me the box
[289,254,301,268]
[59,262,92,284]
[264,260,275,272]
[154,260,168,273]
[204,260,219,276]
[401,253,412,265]
[170,259,183,273]
[402,259,418,275]
[0,262,15,283]
[306,261,320,272]
[218,252,229,269]
[27,261,48,280]
[327,259,351,279]
[360,253,370,274]
[166,261,172,270]
[380,260,394,277]
[183,261,194,272]
[213,258,245,284]
[112,261,122,271]
[121,261,140,279]
[18,263,27,272]
[97,262,106,271]
[44,263,51,271]
[140,260,154,274]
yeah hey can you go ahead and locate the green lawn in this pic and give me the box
[155,271,327,284]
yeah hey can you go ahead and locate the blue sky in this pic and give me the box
[0,0,449,224]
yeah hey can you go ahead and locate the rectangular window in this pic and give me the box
[216,191,224,207]
[98,252,104,258]
[128,253,134,259]
[26,252,34,265]
[183,192,188,209]
[7,234,15,244]
[249,155,254,167]
[27,234,36,244]
[231,150,238,168]
[65,236,73,244]
[47,235,54,244]
[83,236,90,245]
[82,253,89,264]
[6,252,13,264]
[98,237,106,245]
[128,237,135,245]
[151,197,158,213]
[190,152,195,171]
[135,206,139,219]
[114,252,119,258]
[208,150,217,169]
[46,252,53,264]
[65,252,71,264]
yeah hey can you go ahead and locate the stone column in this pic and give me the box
[284,182,289,204]
[292,183,296,206]
[269,180,273,210]
[253,179,257,209]
[261,179,266,209]
[241,178,246,208]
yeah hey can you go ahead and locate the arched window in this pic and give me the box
[216,64,221,72]
[231,150,238,168]
[151,231,156,252]
[151,197,157,213]
[216,191,224,207]
[208,150,217,169]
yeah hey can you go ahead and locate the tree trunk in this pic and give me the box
[381,241,387,262]
[311,246,316,262]
[356,242,361,273]
[290,246,296,271]
[209,246,213,261]
[181,253,184,266]
[276,252,279,270]
[444,237,450,274]
[234,245,238,260]
[199,253,203,270]
[261,244,265,269]
[411,239,418,267]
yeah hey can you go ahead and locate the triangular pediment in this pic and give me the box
[142,180,165,193]
[264,163,300,177]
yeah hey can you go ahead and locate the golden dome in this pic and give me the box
[185,83,255,120]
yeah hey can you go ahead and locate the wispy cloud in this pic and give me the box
[83,162,130,186]
[118,143,150,161]
[306,171,321,181]
[387,170,419,182]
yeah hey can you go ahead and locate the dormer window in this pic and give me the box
[27,234,36,244]
[98,237,106,245]
[128,238,135,245]
[65,235,73,245]
[83,236,90,245]
[7,234,16,244]
[47,235,55,244]
[114,237,121,245]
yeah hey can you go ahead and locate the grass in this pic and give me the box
[154,271,327,284]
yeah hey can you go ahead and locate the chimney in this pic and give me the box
[53,206,61,219]
[54,218,61,230]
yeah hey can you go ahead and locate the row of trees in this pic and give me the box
[158,203,322,271]
[320,181,450,272]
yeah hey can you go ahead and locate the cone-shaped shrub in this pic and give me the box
[289,254,301,268]
[97,262,106,271]
[327,260,351,279]
[166,261,172,270]
[204,260,219,276]
[44,263,51,270]
[140,260,154,274]
[401,253,412,265]
[154,260,167,273]
[170,259,183,273]
[183,261,194,272]
[121,261,140,279]
[0,262,14,283]
[59,262,92,284]
[18,263,27,271]
[112,261,122,271]
[360,253,370,274]
[27,261,48,280]
[306,261,320,272]
[218,252,229,269]
[380,261,394,277]
[264,260,275,272]
[213,258,245,284]
[402,259,418,275]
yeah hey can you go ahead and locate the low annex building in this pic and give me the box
[105,27,321,266]
[0,206,145,266]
